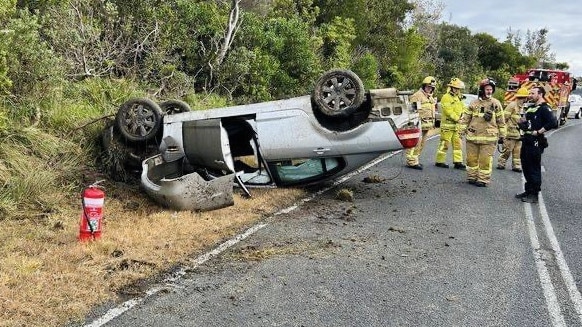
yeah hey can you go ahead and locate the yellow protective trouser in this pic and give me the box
[497,139,522,169]
[406,129,429,166]
[465,141,496,184]
[436,129,463,164]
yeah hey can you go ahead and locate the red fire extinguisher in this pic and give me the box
[79,181,105,241]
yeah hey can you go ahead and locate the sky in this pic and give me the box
[438,0,582,77]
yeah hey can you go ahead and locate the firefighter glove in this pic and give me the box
[483,110,493,122]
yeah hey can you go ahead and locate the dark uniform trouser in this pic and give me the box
[520,141,543,195]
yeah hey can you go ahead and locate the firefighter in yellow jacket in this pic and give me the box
[496,87,529,172]
[435,78,466,169]
[458,78,507,187]
[406,76,437,170]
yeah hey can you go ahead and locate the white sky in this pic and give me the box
[439,0,582,77]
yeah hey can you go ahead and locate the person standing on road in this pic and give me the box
[497,87,529,172]
[406,76,437,170]
[435,78,466,170]
[515,86,557,203]
[458,78,506,187]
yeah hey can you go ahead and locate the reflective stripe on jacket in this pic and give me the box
[458,97,507,144]
[503,101,523,139]
[410,88,436,130]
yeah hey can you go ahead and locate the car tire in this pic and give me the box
[115,98,163,143]
[159,99,191,115]
[576,109,581,119]
[312,69,365,117]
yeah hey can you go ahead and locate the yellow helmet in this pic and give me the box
[448,77,465,89]
[422,76,436,87]
[515,87,529,98]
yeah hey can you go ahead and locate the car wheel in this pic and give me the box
[159,99,191,115]
[576,109,581,119]
[115,98,163,143]
[312,69,365,117]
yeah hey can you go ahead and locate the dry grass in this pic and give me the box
[0,186,306,327]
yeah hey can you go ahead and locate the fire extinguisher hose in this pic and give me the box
[81,196,95,240]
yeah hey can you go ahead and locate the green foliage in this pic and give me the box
[0,0,16,16]
[351,51,380,89]
[315,0,415,85]
[0,127,83,218]
[0,8,63,103]
[170,0,230,89]
[183,93,229,110]
[217,13,321,101]
[270,0,319,25]
[318,16,356,69]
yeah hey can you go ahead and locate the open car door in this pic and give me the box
[140,119,236,211]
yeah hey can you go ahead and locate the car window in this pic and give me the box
[268,157,344,186]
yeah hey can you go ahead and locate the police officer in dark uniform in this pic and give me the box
[515,86,558,203]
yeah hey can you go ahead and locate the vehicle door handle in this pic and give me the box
[313,147,330,155]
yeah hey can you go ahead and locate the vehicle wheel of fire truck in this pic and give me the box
[312,69,365,118]
[115,98,163,143]
[159,99,191,115]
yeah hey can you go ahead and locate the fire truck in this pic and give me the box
[504,68,577,126]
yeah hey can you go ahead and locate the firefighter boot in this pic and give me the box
[515,192,529,199]
[453,162,466,170]
[521,193,538,203]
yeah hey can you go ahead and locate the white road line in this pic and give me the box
[524,202,566,326]
[84,223,268,327]
[538,193,582,324]
[85,150,403,326]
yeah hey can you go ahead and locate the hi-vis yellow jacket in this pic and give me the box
[502,101,523,139]
[439,91,464,131]
[410,88,436,131]
[458,97,507,144]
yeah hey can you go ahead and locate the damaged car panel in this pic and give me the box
[111,70,420,211]
[141,154,234,211]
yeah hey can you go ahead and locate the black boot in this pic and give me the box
[453,162,466,170]
[515,191,528,199]
[521,193,538,203]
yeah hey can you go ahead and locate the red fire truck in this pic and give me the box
[504,68,577,126]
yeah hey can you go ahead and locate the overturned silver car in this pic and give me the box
[108,70,420,211]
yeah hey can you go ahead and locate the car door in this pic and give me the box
[182,119,235,173]
[256,108,336,160]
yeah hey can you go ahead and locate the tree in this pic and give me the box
[314,0,420,87]
[523,28,555,67]
[406,0,445,68]
[433,23,482,93]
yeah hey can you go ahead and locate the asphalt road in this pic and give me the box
[82,120,582,327]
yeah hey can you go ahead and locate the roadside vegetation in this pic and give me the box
[0,0,569,325]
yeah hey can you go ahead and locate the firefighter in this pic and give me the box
[515,86,557,203]
[496,87,529,172]
[406,76,437,170]
[435,77,466,169]
[458,78,506,187]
